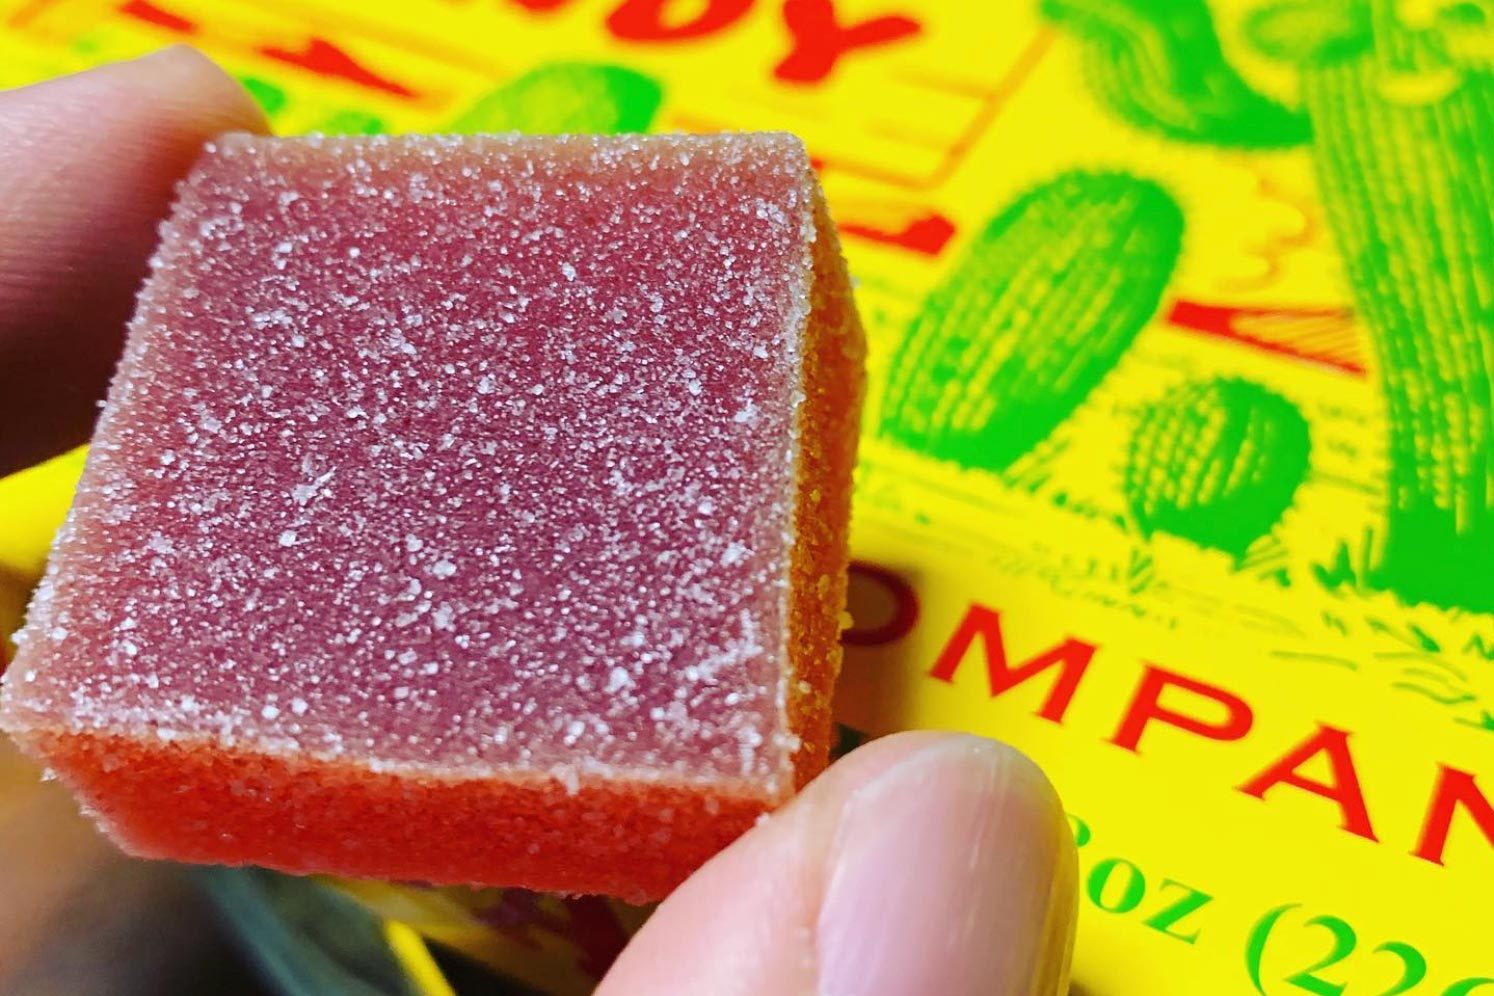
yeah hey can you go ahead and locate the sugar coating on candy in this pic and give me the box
[0,133,864,899]
[15,134,804,777]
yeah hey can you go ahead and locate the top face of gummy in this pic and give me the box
[3,133,821,789]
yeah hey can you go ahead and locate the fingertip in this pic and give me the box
[119,45,271,137]
[599,733,1077,996]
[815,736,1072,996]
[4,45,269,150]
[0,46,267,474]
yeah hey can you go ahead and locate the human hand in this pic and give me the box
[0,48,1078,996]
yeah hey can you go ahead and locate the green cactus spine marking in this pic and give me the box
[880,171,1183,472]
[1125,378,1311,558]
[1304,14,1494,611]
[1041,0,1312,147]
[447,62,662,134]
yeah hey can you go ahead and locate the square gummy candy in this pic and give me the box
[0,133,863,901]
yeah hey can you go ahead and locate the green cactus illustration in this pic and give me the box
[1241,0,1370,65]
[447,62,662,134]
[238,75,289,118]
[314,109,387,135]
[1041,0,1311,147]
[1125,378,1311,559]
[1302,5,1494,611]
[880,171,1183,472]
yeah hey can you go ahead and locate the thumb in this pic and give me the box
[0,46,267,475]
[596,731,1078,996]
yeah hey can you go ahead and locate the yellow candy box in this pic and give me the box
[1,1,1490,993]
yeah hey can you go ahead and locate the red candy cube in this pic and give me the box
[0,133,863,900]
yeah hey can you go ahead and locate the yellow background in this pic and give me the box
[1,1,1489,993]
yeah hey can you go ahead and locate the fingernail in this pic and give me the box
[816,737,1076,996]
